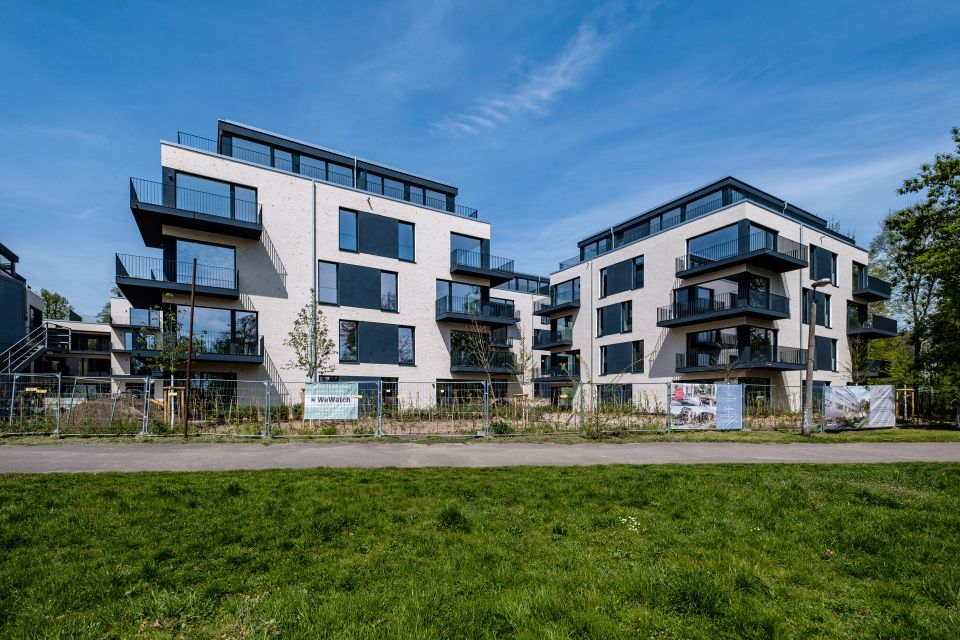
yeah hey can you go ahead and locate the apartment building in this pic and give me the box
[534,177,895,404]
[111,121,547,400]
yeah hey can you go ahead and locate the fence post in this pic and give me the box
[578,382,586,436]
[376,379,383,437]
[482,380,490,436]
[140,376,151,436]
[8,374,18,428]
[665,383,673,433]
[263,381,270,439]
[54,373,61,437]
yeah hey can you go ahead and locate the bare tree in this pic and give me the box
[284,290,336,380]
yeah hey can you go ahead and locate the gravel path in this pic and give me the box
[1,442,959,473]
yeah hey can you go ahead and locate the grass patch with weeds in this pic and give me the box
[1,464,959,638]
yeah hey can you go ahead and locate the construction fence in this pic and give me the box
[0,374,956,438]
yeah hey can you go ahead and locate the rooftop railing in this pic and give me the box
[176,131,479,218]
[130,177,262,224]
[115,254,238,291]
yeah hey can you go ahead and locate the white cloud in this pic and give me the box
[433,12,638,137]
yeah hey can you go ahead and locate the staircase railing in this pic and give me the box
[1,324,48,375]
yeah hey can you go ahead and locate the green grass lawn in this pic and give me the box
[2,465,959,639]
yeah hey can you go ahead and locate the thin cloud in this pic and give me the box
[433,15,634,137]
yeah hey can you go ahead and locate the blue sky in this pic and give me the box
[2,0,959,313]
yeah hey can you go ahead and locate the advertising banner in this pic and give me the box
[669,383,717,429]
[304,382,359,420]
[715,384,744,430]
[824,385,896,429]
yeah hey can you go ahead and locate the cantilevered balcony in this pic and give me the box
[534,328,574,350]
[449,250,516,286]
[656,291,790,328]
[847,314,898,339]
[533,363,581,382]
[115,254,239,307]
[675,232,808,278]
[129,177,262,247]
[435,296,518,327]
[450,350,515,373]
[853,274,892,302]
[119,334,264,364]
[676,345,806,373]
[534,296,581,317]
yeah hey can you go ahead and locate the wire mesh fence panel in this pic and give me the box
[380,381,486,436]
[1,373,61,435]
[60,377,149,436]
[897,388,960,427]
[145,379,270,437]
[582,383,669,434]
[491,381,583,435]
[268,381,379,437]
[743,384,807,431]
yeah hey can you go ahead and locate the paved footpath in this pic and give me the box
[1,442,960,473]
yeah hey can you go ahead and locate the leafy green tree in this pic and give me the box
[40,288,72,320]
[96,286,124,324]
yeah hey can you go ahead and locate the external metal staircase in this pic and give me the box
[0,323,71,376]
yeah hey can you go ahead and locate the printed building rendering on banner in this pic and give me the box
[824,385,896,429]
[670,383,718,428]
[304,382,359,420]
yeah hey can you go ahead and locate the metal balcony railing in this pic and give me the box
[176,132,480,218]
[657,291,789,323]
[854,274,892,298]
[677,345,806,369]
[115,254,238,290]
[537,364,580,379]
[130,177,262,224]
[848,314,898,333]
[435,296,518,322]
[534,328,574,348]
[450,350,515,370]
[675,231,807,273]
[450,249,515,274]
[185,334,263,357]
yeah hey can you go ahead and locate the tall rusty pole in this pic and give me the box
[182,258,198,439]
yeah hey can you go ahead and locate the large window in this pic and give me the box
[811,246,838,284]
[175,173,257,221]
[175,306,258,355]
[318,261,338,304]
[381,271,398,311]
[451,233,483,255]
[580,236,612,261]
[175,240,236,288]
[398,327,415,365]
[398,222,415,261]
[622,301,632,332]
[339,209,358,251]
[687,223,739,258]
[551,278,580,305]
[230,137,271,164]
[129,308,161,327]
[339,320,358,363]
[802,288,832,327]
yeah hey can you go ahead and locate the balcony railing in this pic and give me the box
[675,231,807,274]
[657,291,789,323]
[435,296,518,322]
[534,328,574,349]
[130,177,262,224]
[115,254,238,290]
[177,132,479,218]
[847,314,898,334]
[450,350,515,370]
[450,249,515,274]
[537,364,580,379]
[853,274,892,299]
[125,333,262,358]
[677,345,806,370]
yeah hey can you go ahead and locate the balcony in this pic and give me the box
[534,364,581,382]
[534,296,581,317]
[119,334,264,364]
[656,291,790,328]
[675,232,808,278]
[847,314,898,339]
[676,345,807,373]
[129,177,263,247]
[449,250,516,285]
[853,274,892,302]
[435,296,518,327]
[115,254,239,307]
[534,328,574,350]
[177,132,480,218]
[450,350,515,373]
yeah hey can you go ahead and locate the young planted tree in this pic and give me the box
[147,305,187,380]
[510,321,537,430]
[284,291,336,380]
